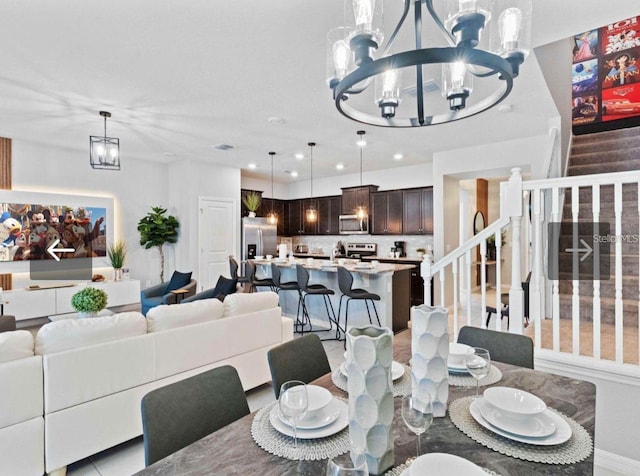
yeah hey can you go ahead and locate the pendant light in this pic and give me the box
[89,111,120,170]
[266,152,277,225]
[306,142,317,222]
[355,131,367,219]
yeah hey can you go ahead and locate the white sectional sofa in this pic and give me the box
[0,291,292,475]
[0,331,44,476]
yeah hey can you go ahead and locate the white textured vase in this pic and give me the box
[410,305,449,417]
[346,325,394,475]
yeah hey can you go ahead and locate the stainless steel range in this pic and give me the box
[344,242,377,259]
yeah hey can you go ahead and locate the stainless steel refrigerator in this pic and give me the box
[241,217,277,261]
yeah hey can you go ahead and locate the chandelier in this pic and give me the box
[326,0,532,127]
[90,111,120,170]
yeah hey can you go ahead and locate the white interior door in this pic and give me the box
[199,197,236,291]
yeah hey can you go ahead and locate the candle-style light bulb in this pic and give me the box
[333,39,350,80]
[352,0,374,31]
[458,0,478,13]
[499,7,522,51]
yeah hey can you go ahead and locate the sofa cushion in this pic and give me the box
[167,270,192,292]
[146,298,225,332]
[223,291,279,317]
[0,330,34,363]
[35,312,146,355]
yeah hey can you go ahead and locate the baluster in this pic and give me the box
[453,258,458,338]
[571,185,580,356]
[480,240,487,329]
[551,188,560,352]
[465,249,472,329]
[507,169,524,334]
[422,256,432,306]
[532,188,543,349]
[439,269,445,308]
[495,229,502,332]
[592,185,601,360]
[614,182,623,363]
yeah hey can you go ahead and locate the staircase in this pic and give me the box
[558,127,640,326]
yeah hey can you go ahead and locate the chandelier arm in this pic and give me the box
[381,0,411,56]
[334,47,513,127]
[414,0,424,125]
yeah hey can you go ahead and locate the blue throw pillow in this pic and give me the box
[167,271,192,292]
[216,275,237,296]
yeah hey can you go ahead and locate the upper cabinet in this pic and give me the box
[371,190,403,235]
[340,185,378,215]
[262,198,286,235]
[402,187,433,234]
[317,196,341,235]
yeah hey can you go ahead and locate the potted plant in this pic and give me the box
[107,240,127,281]
[416,247,426,260]
[137,206,180,282]
[242,192,261,217]
[71,286,108,318]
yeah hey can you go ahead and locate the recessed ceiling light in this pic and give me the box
[393,153,403,160]
[295,153,304,160]
[248,163,257,169]
[290,171,298,177]
[267,116,285,124]
[336,163,345,170]
[212,143,236,151]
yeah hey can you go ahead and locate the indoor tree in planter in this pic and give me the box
[107,240,127,281]
[137,206,180,282]
[71,287,108,318]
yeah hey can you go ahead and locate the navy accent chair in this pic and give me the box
[182,275,237,303]
[140,270,197,315]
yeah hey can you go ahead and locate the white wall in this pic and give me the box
[11,139,168,288]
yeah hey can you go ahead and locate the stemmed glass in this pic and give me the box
[279,380,308,449]
[401,394,433,457]
[465,347,491,397]
[325,453,368,476]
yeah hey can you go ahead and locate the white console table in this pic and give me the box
[3,280,140,321]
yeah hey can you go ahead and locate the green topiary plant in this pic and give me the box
[71,287,108,314]
[137,206,180,282]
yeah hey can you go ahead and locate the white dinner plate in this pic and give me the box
[269,399,348,439]
[409,453,485,476]
[479,400,556,437]
[277,397,341,430]
[340,361,405,380]
[470,398,572,445]
[448,361,469,373]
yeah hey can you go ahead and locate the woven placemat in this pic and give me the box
[449,365,502,387]
[449,397,593,465]
[331,364,412,397]
[383,457,499,475]
[251,400,350,461]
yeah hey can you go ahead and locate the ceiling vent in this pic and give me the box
[402,79,440,97]
[212,143,236,151]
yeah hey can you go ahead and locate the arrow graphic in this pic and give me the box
[565,238,593,262]
[46,238,75,261]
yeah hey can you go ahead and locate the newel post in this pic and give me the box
[422,253,433,306]
[505,168,524,334]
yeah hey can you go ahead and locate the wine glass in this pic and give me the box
[401,394,433,457]
[279,381,308,449]
[325,453,368,476]
[465,347,491,397]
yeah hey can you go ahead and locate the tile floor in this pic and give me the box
[65,330,623,476]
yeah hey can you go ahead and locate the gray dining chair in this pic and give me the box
[267,334,331,398]
[457,326,534,369]
[141,365,250,466]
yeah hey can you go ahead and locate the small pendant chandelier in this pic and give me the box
[90,111,120,170]
[355,130,367,219]
[306,142,317,222]
[266,151,278,225]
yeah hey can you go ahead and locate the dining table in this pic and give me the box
[135,329,595,476]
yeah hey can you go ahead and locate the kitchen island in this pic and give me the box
[253,258,415,332]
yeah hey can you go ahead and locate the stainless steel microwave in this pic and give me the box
[339,214,368,235]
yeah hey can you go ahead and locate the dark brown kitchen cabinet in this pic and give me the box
[317,196,341,234]
[301,199,318,234]
[403,187,433,234]
[286,200,302,235]
[371,190,403,235]
[262,198,286,235]
[341,185,378,215]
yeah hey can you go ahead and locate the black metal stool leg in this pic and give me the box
[371,300,381,327]
[364,299,373,324]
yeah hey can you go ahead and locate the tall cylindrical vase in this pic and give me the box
[410,305,449,417]
[346,325,394,475]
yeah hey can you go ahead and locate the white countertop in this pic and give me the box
[253,258,415,274]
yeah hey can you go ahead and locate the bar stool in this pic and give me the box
[296,265,340,339]
[229,256,249,290]
[337,266,381,335]
[271,263,302,322]
[246,260,276,293]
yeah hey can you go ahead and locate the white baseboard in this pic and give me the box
[595,449,640,475]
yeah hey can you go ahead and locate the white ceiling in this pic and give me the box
[0,1,638,183]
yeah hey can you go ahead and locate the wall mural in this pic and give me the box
[0,203,106,262]
[572,16,640,132]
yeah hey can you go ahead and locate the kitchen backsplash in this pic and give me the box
[287,235,434,259]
